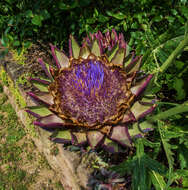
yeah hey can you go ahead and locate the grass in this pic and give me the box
[0,82,64,190]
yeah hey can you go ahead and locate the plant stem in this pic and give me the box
[159,31,188,73]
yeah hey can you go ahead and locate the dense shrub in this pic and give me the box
[0,0,187,51]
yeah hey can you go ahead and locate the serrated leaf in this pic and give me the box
[158,123,174,188]
[178,144,188,169]
[142,138,160,149]
[143,154,167,175]
[132,139,147,190]
[110,157,135,175]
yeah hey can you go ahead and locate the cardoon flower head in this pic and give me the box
[26,30,156,153]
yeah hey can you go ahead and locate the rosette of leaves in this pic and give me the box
[26,30,156,153]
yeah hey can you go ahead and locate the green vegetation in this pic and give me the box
[0,83,64,190]
[0,0,188,189]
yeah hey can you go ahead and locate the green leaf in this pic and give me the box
[98,14,109,23]
[123,21,128,31]
[25,10,33,18]
[41,10,50,20]
[142,138,160,149]
[181,6,188,19]
[175,60,185,70]
[149,171,166,190]
[143,154,167,175]
[31,15,43,26]
[148,104,188,122]
[178,144,188,169]
[1,35,8,47]
[132,139,147,190]
[13,40,20,47]
[158,123,174,188]
[58,1,78,10]
[173,170,188,188]
[23,41,32,49]
[106,11,126,20]
[153,15,163,22]
[110,157,135,175]
[173,77,186,100]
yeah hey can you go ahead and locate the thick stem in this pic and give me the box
[159,32,188,73]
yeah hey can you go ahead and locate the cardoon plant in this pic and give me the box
[26,30,156,153]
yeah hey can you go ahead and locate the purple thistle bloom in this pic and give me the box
[26,30,156,153]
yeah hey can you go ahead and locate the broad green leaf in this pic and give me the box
[24,41,32,49]
[1,35,8,47]
[175,60,184,70]
[25,10,33,18]
[98,14,109,23]
[181,6,188,19]
[41,10,50,20]
[58,1,78,10]
[106,11,126,20]
[13,40,20,47]
[173,77,186,100]
[31,15,43,26]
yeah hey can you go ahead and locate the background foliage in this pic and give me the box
[0,0,188,189]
